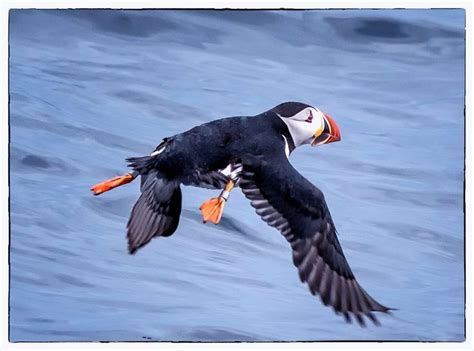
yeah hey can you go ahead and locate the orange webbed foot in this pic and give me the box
[91,173,134,196]
[200,197,226,224]
[199,179,235,224]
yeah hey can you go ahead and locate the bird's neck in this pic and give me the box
[264,112,296,154]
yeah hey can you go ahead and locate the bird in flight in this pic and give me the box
[91,101,392,326]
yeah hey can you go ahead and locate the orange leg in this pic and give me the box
[200,180,235,224]
[90,173,135,196]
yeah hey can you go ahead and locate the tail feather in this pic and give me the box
[127,155,159,174]
[127,171,182,254]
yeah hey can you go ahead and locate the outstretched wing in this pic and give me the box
[239,153,391,326]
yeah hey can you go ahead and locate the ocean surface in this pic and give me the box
[8,9,465,342]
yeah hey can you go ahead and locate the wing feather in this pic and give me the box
[240,153,391,325]
[181,170,228,189]
[127,173,182,254]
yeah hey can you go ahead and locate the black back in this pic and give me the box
[270,101,312,118]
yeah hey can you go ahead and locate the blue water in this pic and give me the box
[9,9,465,341]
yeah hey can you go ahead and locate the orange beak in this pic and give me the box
[311,112,341,146]
[323,112,341,144]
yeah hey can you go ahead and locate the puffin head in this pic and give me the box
[272,101,341,148]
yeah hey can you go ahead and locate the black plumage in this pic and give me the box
[239,152,391,325]
[120,102,391,325]
[126,171,181,254]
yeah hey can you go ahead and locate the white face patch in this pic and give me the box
[277,107,325,147]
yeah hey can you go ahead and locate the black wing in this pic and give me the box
[127,171,182,254]
[239,153,391,326]
[180,170,229,189]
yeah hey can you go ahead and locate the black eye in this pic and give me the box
[304,110,314,123]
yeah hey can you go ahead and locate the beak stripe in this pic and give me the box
[323,114,332,135]
[311,111,341,146]
[323,112,341,143]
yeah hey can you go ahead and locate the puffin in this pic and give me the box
[91,101,392,326]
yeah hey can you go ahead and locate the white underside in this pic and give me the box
[150,143,166,156]
[220,163,242,181]
[282,135,290,158]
